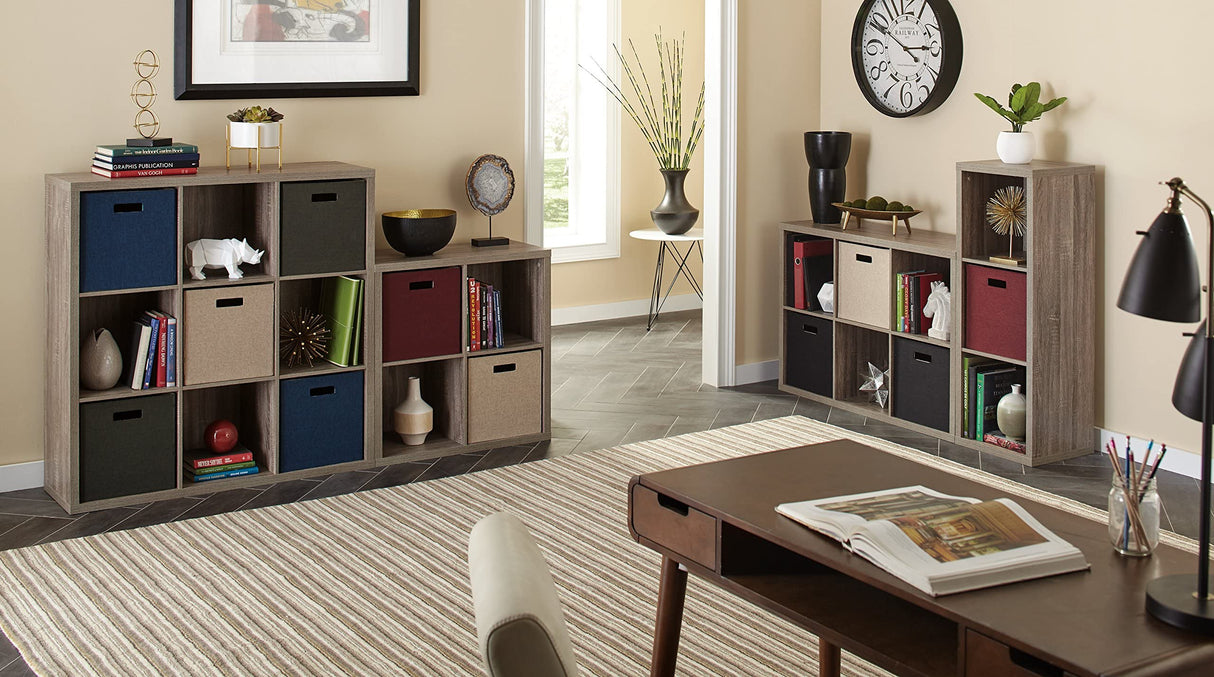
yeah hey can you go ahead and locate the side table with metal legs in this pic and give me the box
[629,229,705,331]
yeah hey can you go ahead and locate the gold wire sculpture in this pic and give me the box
[986,185,1027,265]
[280,308,330,368]
[131,50,160,139]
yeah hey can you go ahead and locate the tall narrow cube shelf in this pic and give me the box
[779,159,1094,466]
[46,162,378,514]
[373,242,552,464]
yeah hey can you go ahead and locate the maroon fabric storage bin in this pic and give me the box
[382,267,462,362]
[964,264,1027,361]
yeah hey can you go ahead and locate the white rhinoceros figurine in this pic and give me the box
[185,238,264,280]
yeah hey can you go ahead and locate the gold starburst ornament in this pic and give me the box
[280,308,330,368]
[986,185,1027,266]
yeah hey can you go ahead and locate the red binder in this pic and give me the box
[792,239,808,309]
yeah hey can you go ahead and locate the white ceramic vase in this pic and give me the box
[996,131,1034,164]
[996,384,1027,441]
[393,376,433,446]
[80,328,122,390]
[229,121,280,149]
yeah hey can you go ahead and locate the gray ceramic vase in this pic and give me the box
[651,169,699,235]
[80,328,122,390]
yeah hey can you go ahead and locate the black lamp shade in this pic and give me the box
[1116,211,1201,322]
[1172,320,1207,421]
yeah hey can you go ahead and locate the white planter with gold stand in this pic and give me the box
[227,121,283,171]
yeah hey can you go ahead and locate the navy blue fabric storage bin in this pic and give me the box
[80,188,177,292]
[279,371,364,473]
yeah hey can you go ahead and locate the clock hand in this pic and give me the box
[882,30,921,63]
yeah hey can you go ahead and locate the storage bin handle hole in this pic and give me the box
[493,363,516,373]
[987,278,1007,289]
[856,254,872,263]
[112,409,143,422]
[216,298,244,308]
[309,386,336,397]
[1009,647,1063,677]
[409,280,434,290]
[802,324,818,335]
[311,193,338,202]
[656,493,690,516]
[914,352,932,363]
[113,203,143,213]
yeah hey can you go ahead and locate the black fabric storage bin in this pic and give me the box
[891,338,949,431]
[280,180,366,276]
[784,311,832,397]
[80,188,177,292]
[80,394,176,503]
[279,371,364,473]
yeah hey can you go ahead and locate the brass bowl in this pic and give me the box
[382,209,457,256]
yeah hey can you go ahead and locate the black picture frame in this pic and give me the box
[174,0,420,100]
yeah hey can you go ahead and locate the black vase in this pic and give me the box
[651,169,699,235]
[804,131,852,224]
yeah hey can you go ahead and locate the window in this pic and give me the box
[526,0,621,263]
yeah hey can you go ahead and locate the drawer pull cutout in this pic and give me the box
[856,253,872,263]
[409,280,434,290]
[802,324,818,335]
[914,351,932,364]
[216,298,244,308]
[311,193,338,202]
[493,363,517,374]
[987,278,1007,289]
[310,386,335,397]
[113,409,142,422]
[113,203,143,213]
[656,493,690,516]
[1010,647,1063,677]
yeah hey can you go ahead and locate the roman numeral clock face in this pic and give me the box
[851,0,962,117]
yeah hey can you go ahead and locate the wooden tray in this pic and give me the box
[832,203,921,236]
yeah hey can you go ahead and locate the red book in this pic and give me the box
[468,278,480,351]
[913,272,943,335]
[90,166,199,179]
[155,314,168,388]
[185,449,255,470]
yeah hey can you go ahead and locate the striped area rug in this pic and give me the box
[0,417,1196,676]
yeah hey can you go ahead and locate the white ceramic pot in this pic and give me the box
[996,131,1034,164]
[996,384,1027,441]
[393,376,434,446]
[229,121,280,149]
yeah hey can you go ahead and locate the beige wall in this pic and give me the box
[550,0,705,309]
[818,2,1213,452]
[0,1,526,466]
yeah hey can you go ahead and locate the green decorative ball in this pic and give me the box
[866,196,888,211]
[886,201,904,211]
[902,204,915,211]
[850,199,867,208]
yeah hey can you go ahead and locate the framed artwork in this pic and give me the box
[174,0,420,99]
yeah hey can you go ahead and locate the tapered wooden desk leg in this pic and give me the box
[818,638,840,677]
[651,556,688,677]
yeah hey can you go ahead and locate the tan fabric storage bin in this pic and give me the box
[468,350,543,444]
[183,284,274,385]
[836,242,892,329]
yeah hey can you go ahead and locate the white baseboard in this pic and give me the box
[735,359,779,385]
[0,461,44,493]
[1096,428,1203,481]
[551,293,702,326]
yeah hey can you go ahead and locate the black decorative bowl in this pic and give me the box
[382,209,457,257]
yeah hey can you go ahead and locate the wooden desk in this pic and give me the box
[628,440,1214,677]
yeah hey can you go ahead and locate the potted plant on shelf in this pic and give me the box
[227,106,284,149]
[582,32,705,235]
[974,82,1066,164]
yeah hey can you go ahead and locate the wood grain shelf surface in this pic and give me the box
[959,347,1027,367]
[78,386,176,404]
[182,273,275,290]
[959,257,1028,273]
[782,219,955,257]
[79,284,178,299]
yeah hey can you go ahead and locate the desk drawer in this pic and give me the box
[965,630,1067,677]
[631,485,717,570]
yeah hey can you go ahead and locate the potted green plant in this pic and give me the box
[582,32,705,234]
[227,106,284,149]
[973,83,1066,164]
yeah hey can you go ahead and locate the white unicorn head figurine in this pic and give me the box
[922,280,950,341]
[185,238,264,280]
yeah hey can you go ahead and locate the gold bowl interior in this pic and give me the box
[384,209,457,220]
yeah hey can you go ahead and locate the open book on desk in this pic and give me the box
[776,486,1089,596]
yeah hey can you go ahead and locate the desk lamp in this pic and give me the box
[1117,177,1214,633]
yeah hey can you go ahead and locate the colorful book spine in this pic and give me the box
[185,465,260,482]
[93,158,200,171]
[792,239,809,309]
[141,314,160,389]
[895,273,904,331]
[494,289,504,348]
[321,276,361,367]
[186,450,255,470]
[94,152,200,166]
[909,274,920,334]
[468,278,480,351]
[95,143,200,157]
[126,320,152,390]
[91,167,200,179]
[154,313,168,388]
[984,432,1027,453]
[165,316,177,387]
[190,460,256,476]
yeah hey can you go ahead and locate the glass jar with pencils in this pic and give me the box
[1108,475,1161,556]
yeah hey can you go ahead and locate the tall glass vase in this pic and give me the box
[804,131,852,225]
[650,169,699,235]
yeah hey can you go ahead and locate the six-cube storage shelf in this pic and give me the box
[779,160,1094,466]
[46,162,551,514]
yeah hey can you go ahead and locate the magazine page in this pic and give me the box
[775,485,979,542]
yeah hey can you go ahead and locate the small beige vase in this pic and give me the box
[996,384,1027,441]
[393,376,433,446]
[80,328,123,390]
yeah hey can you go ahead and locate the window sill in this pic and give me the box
[549,241,621,264]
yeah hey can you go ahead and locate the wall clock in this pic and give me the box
[850,0,962,117]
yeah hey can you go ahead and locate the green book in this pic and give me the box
[321,275,362,367]
[186,460,256,476]
[95,142,199,157]
[349,278,365,366]
[975,367,1018,439]
[895,273,904,331]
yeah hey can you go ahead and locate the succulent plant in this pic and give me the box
[973,82,1065,133]
[227,106,285,123]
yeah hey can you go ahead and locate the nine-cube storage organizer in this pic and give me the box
[46,162,550,513]
[779,160,1094,466]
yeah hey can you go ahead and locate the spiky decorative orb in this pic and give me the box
[986,185,1027,237]
[280,308,329,368]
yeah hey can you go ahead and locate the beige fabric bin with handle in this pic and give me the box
[836,241,892,329]
[468,350,542,444]
[182,284,274,385]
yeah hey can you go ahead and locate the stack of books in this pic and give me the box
[321,275,365,367]
[183,446,260,483]
[961,356,1027,450]
[92,142,200,179]
[894,270,943,334]
[468,277,504,351]
[122,309,177,390]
